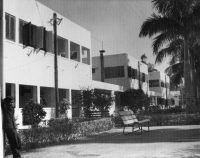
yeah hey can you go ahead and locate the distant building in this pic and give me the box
[92,53,149,94]
[148,71,171,109]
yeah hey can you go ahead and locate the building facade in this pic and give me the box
[148,71,171,109]
[92,53,149,94]
[2,0,125,129]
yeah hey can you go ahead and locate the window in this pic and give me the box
[149,80,159,87]
[128,66,131,78]
[105,66,124,79]
[70,41,80,62]
[161,81,165,87]
[127,67,137,79]
[19,19,27,44]
[82,46,90,65]
[6,13,15,41]
[58,36,68,58]
[92,68,95,73]
[23,22,45,49]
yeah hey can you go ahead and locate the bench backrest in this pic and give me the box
[118,110,138,125]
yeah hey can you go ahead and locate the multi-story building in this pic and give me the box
[1,0,125,130]
[92,53,149,94]
[148,71,170,108]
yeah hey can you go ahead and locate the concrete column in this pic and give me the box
[15,84,22,127]
[15,84,19,109]
[37,86,40,103]
[109,91,115,115]
[66,89,72,118]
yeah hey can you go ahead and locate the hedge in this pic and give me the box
[5,117,114,156]
[115,114,200,126]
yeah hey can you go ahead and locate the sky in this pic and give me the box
[37,0,170,72]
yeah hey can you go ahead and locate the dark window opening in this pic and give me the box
[161,81,165,87]
[6,13,15,41]
[82,46,90,65]
[105,66,124,79]
[70,41,80,62]
[58,36,68,58]
[149,80,159,87]
[92,68,95,73]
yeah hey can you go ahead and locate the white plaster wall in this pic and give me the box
[92,53,149,94]
[4,0,92,127]
[4,0,127,128]
[149,71,170,99]
[5,0,92,89]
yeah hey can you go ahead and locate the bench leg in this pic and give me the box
[123,126,126,135]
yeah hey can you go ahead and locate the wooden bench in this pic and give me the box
[118,110,150,135]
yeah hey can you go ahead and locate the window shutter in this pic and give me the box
[35,26,44,48]
[128,66,131,78]
[10,16,15,41]
[131,68,134,79]
[31,24,37,48]
[45,31,53,53]
[5,14,9,39]
[23,22,31,47]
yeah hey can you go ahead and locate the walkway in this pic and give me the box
[5,125,200,158]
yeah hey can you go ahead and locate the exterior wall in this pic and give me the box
[149,71,170,108]
[149,71,170,99]
[127,55,148,94]
[4,0,125,129]
[92,53,148,94]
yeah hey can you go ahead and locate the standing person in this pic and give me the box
[2,96,23,158]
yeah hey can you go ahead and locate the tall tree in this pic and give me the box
[139,0,200,98]
[141,53,147,64]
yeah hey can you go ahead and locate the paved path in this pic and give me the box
[5,125,200,158]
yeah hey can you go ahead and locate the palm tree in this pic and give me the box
[141,53,147,64]
[139,0,200,98]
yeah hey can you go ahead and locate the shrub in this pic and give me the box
[5,118,114,156]
[74,87,115,118]
[21,99,47,127]
[120,88,150,113]
[59,99,71,117]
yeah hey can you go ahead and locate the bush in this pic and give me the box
[21,99,46,127]
[5,117,114,156]
[120,89,150,114]
[59,99,71,117]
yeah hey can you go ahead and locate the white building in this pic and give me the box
[2,0,125,129]
[92,53,149,94]
[148,71,171,108]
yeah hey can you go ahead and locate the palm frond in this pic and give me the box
[152,33,183,54]
[152,0,193,19]
[154,49,166,64]
[139,14,182,38]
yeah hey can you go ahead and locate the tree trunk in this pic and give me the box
[184,39,193,113]
[184,39,193,96]
[190,53,197,99]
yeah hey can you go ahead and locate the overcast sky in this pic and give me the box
[37,0,170,72]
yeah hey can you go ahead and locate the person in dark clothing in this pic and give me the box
[2,96,22,158]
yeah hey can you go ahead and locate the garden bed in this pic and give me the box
[5,117,114,156]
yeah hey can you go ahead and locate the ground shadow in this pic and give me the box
[67,126,200,144]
